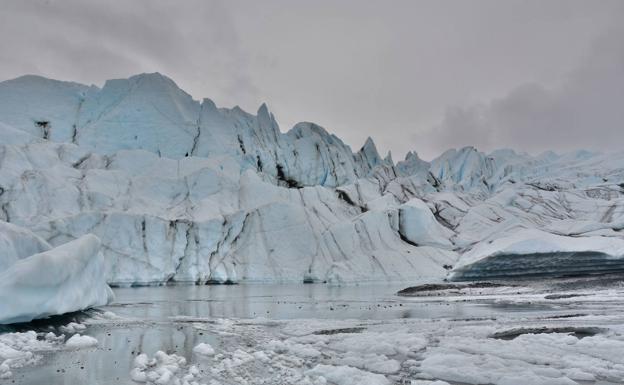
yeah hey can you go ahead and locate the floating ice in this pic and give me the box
[305,364,391,385]
[65,334,98,349]
[0,231,114,324]
[0,330,60,379]
[130,351,189,384]
[193,342,215,356]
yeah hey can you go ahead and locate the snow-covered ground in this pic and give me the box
[3,280,624,385]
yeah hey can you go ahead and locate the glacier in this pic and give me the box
[0,72,623,290]
[450,229,624,280]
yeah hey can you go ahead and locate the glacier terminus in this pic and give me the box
[0,73,624,385]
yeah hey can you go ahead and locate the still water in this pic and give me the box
[6,283,560,385]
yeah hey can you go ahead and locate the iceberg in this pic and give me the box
[0,229,113,324]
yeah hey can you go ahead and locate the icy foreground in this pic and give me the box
[117,282,624,385]
[0,73,623,285]
[164,317,624,385]
[8,280,624,384]
[0,320,101,379]
[0,226,113,324]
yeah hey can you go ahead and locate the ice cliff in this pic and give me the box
[0,73,623,286]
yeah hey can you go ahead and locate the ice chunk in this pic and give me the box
[0,330,60,379]
[0,234,114,324]
[59,322,87,334]
[65,334,98,349]
[305,364,390,385]
[130,350,188,385]
[192,342,215,356]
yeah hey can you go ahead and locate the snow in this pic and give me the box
[65,334,98,349]
[0,231,114,324]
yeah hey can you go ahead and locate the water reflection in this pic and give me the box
[11,322,220,385]
[8,283,561,385]
[106,283,539,321]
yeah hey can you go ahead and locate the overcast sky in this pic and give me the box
[1,0,622,160]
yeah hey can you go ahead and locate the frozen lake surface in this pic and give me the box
[4,278,624,385]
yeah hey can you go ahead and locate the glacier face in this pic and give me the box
[0,73,623,285]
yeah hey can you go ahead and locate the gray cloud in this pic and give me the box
[0,0,622,160]
[426,27,624,156]
[0,0,259,107]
